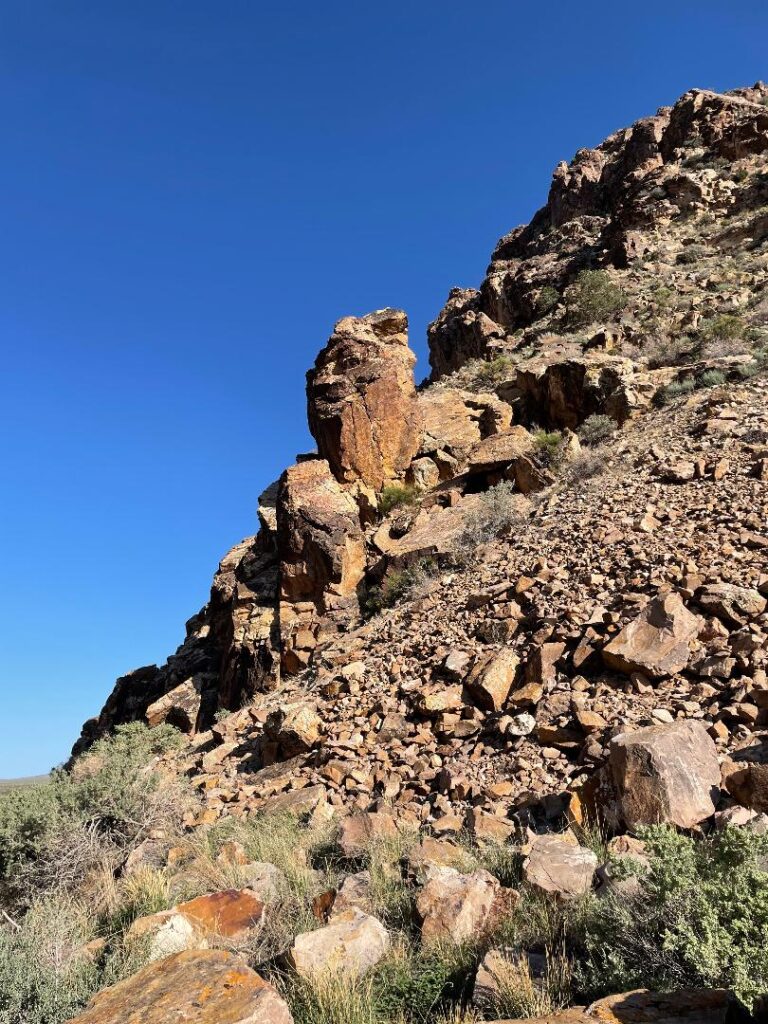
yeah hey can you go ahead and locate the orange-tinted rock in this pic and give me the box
[307,308,420,491]
[65,949,293,1024]
[175,889,265,940]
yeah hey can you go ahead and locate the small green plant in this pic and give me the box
[577,414,615,446]
[537,285,560,315]
[698,313,745,344]
[475,355,514,384]
[565,270,627,327]
[378,485,419,516]
[654,377,695,406]
[452,481,528,562]
[533,428,564,467]
[696,369,727,389]
[575,826,768,1011]
[362,560,437,617]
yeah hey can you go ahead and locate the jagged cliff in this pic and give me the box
[73,84,768,834]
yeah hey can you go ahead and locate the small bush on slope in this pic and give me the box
[565,269,627,327]
[574,826,768,1010]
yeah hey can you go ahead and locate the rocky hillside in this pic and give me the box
[38,82,768,1024]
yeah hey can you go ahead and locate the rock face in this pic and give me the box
[429,83,768,380]
[65,949,293,1024]
[609,720,721,829]
[276,459,366,672]
[603,593,700,678]
[307,309,420,493]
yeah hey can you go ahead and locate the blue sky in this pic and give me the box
[1,1,765,776]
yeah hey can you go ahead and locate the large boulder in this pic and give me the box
[65,949,293,1024]
[306,309,420,492]
[465,649,520,712]
[603,593,700,678]
[276,459,366,671]
[609,720,720,829]
[289,908,390,978]
[416,866,504,945]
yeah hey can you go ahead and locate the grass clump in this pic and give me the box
[452,481,528,563]
[379,485,419,516]
[363,560,438,617]
[565,270,627,327]
[576,414,615,446]
[475,355,515,384]
[654,377,695,406]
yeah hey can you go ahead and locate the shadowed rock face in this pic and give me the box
[276,459,366,672]
[307,308,421,492]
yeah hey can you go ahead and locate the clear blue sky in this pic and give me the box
[0,1,765,776]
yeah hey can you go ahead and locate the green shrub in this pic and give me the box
[379,485,419,516]
[575,826,768,1010]
[698,313,745,344]
[0,893,147,1024]
[533,429,564,467]
[537,286,560,315]
[696,369,726,388]
[475,355,515,384]
[0,723,185,899]
[452,481,528,562]
[362,560,437,617]
[577,414,615,446]
[565,270,627,327]
[654,377,695,406]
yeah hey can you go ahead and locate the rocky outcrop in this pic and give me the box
[276,459,366,672]
[307,309,420,493]
[65,950,293,1024]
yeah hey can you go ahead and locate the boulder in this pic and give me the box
[697,583,767,626]
[523,834,597,898]
[306,308,420,491]
[416,866,504,944]
[721,760,768,814]
[466,426,536,475]
[465,649,520,712]
[491,987,748,1023]
[609,720,720,829]
[64,949,293,1024]
[417,387,512,459]
[289,908,390,978]
[265,702,323,756]
[338,811,399,859]
[602,593,700,678]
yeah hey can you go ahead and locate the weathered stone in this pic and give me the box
[603,593,700,678]
[465,649,519,712]
[289,908,390,978]
[145,677,203,731]
[416,866,504,944]
[523,834,597,898]
[266,702,323,756]
[721,760,768,814]
[65,949,293,1024]
[609,720,720,829]
[307,309,420,491]
[276,460,365,670]
[697,583,767,626]
[338,811,399,859]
